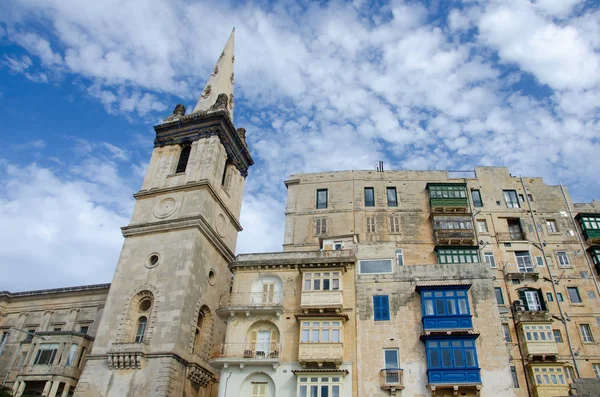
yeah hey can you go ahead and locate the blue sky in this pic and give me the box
[0,0,599,291]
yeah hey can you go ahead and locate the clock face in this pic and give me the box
[216,213,227,237]
[154,197,177,219]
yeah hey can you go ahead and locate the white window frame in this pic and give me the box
[484,252,496,268]
[477,219,489,233]
[515,251,534,273]
[366,216,376,233]
[523,324,554,342]
[593,363,600,380]
[546,219,558,233]
[359,259,394,275]
[556,251,570,267]
[396,250,404,266]
[297,376,342,397]
[389,215,400,233]
[383,348,400,369]
[580,324,594,343]
[33,343,59,365]
[302,272,341,292]
[300,321,342,343]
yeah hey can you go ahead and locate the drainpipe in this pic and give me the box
[519,176,581,377]
[559,183,600,298]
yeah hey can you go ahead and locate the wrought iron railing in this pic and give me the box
[380,368,404,388]
[210,343,281,360]
[218,292,284,308]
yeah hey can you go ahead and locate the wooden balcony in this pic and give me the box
[514,310,552,324]
[523,341,559,360]
[380,368,404,391]
[210,343,281,369]
[298,342,343,366]
[429,198,470,213]
[300,290,343,312]
[581,228,600,244]
[530,365,570,397]
[433,229,477,246]
[503,263,539,280]
[216,292,284,318]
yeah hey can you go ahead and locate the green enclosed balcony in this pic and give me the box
[426,183,470,213]
[576,214,600,243]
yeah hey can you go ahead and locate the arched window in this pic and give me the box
[175,143,192,174]
[135,316,147,343]
[192,305,212,359]
[193,313,204,354]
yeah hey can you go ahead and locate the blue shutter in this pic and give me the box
[374,295,390,321]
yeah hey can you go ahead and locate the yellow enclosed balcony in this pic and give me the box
[530,365,570,397]
[298,342,343,366]
[297,317,345,366]
[520,324,558,360]
[300,270,343,312]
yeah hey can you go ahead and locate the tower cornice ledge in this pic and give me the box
[153,109,253,177]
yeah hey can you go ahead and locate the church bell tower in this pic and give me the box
[74,29,253,397]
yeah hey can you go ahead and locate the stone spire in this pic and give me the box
[192,28,235,120]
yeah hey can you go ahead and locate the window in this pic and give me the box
[426,338,479,371]
[476,219,489,233]
[433,216,473,231]
[567,287,581,303]
[580,216,600,231]
[135,316,147,343]
[175,143,191,173]
[421,288,471,317]
[0,331,8,344]
[24,328,36,341]
[593,364,600,380]
[557,293,564,302]
[523,324,554,342]
[546,220,558,233]
[65,344,78,366]
[364,187,375,207]
[515,251,534,273]
[383,348,399,369]
[298,376,341,397]
[333,242,342,250]
[428,184,467,199]
[33,343,59,365]
[471,190,483,207]
[553,330,563,343]
[436,248,479,264]
[518,289,545,311]
[527,194,533,202]
[512,279,521,285]
[387,187,398,207]
[314,217,328,235]
[359,259,393,274]
[510,366,520,388]
[53,327,62,332]
[396,249,404,266]
[580,324,594,343]
[484,252,496,268]
[507,219,524,240]
[565,366,574,380]
[519,194,525,202]
[495,288,505,305]
[79,326,89,335]
[502,324,512,342]
[251,383,267,397]
[504,190,520,208]
[300,321,342,343]
[316,189,328,209]
[303,272,341,291]
[532,366,566,386]
[556,251,570,267]
[366,216,376,233]
[77,347,86,368]
[374,295,390,321]
[546,292,554,302]
[535,256,544,267]
[388,216,400,233]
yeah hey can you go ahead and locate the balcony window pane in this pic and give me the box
[66,344,78,366]
[321,386,329,397]
[312,330,319,342]
[332,386,339,397]
[304,280,311,291]
[323,279,330,290]
[436,300,445,314]
[458,299,468,314]
[429,350,440,367]
[454,350,464,367]
[465,350,475,367]
[301,329,309,342]
[447,300,456,314]
[300,386,307,397]
[310,385,318,397]
[322,329,330,342]
[332,279,339,290]
[442,350,452,367]
[425,300,434,315]
[332,329,340,342]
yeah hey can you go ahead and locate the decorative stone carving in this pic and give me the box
[230,73,234,85]
[187,364,213,387]
[219,51,224,60]
[212,66,219,76]
[216,214,227,237]
[210,93,229,112]
[153,197,177,219]
[107,342,147,370]
[201,84,212,99]
[232,55,235,63]
[229,94,234,110]
[237,128,247,145]
[163,104,186,122]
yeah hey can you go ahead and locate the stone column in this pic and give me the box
[11,381,20,397]
[41,380,52,396]
[60,384,71,397]
[48,381,61,397]
[14,381,26,397]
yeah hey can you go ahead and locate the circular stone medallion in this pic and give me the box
[216,214,227,237]
[154,198,177,219]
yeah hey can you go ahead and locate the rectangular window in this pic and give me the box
[426,338,478,370]
[374,295,390,321]
[504,190,520,208]
[421,287,471,317]
[175,144,191,173]
[476,219,489,233]
[546,292,554,302]
[495,288,505,305]
[79,326,89,334]
[77,347,86,368]
[297,377,341,397]
[433,216,473,231]
[557,293,564,302]
[303,272,341,291]
[396,249,404,266]
[511,366,519,388]
[428,184,467,199]
[532,366,567,385]
[580,324,594,343]
[536,256,544,267]
[387,187,398,207]
[24,328,36,341]
[33,343,59,365]
[66,344,78,366]
[359,259,393,274]
[364,187,375,207]
[316,189,328,209]
[567,287,581,303]
[546,220,558,233]
[471,190,483,207]
[556,251,570,267]
[521,290,543,311]
[484,252,496,268]
[251,383,267,397]
[366,216,376,233]
[502,324,512,342]
[436,248,479,264]
[593,364,600,380]
[553,330,563,343]
[515,251,534,273]
[299,321,342,343]
[527,194,533,201]
[523,324,554,342]
[388,216,400,233]
[314,217,328,236]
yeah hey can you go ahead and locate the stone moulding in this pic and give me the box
[187,363,216,388]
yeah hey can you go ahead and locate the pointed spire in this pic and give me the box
[192,28,236,120]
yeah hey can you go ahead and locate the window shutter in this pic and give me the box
[382,296,390,320]
[374,296,390,321]
[518,290,527,310]
[537,289,547,311]
[374,296,381,319]
[250,330,257,351]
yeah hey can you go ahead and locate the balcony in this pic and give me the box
[422,315,473,333]
[520,323,558,360]
[496,231,529,242]
[429,198,470,213]
[523,341,559,360]
[380,368,404,391]
[216,292,284,318]
[300,290,343,312]
[530,365,570,397]
[107,342,147,370]
[427,368,482,385]
[18,363,82,379]
[513,310,552,324]
[503,263,539,280]
[433,229,476,246]
[298,342,343,366]
[210,343,281,369]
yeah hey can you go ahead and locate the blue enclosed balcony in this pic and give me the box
[417,285,473,333]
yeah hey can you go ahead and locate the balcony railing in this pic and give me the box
[433,229,476,246]
[503,263,539,280]
[107,342,147,370]
[380,368,404,390]
[513,310,552,324]
[298,342,343,365]
[216,292,284,318]
[523,341,559,359]
[496,232,529,242]
[422,315,473,332]
[210,343,281,360]
[427,368,481,384]
[300,290,343,310]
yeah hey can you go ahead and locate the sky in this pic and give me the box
[0,0,599,291]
